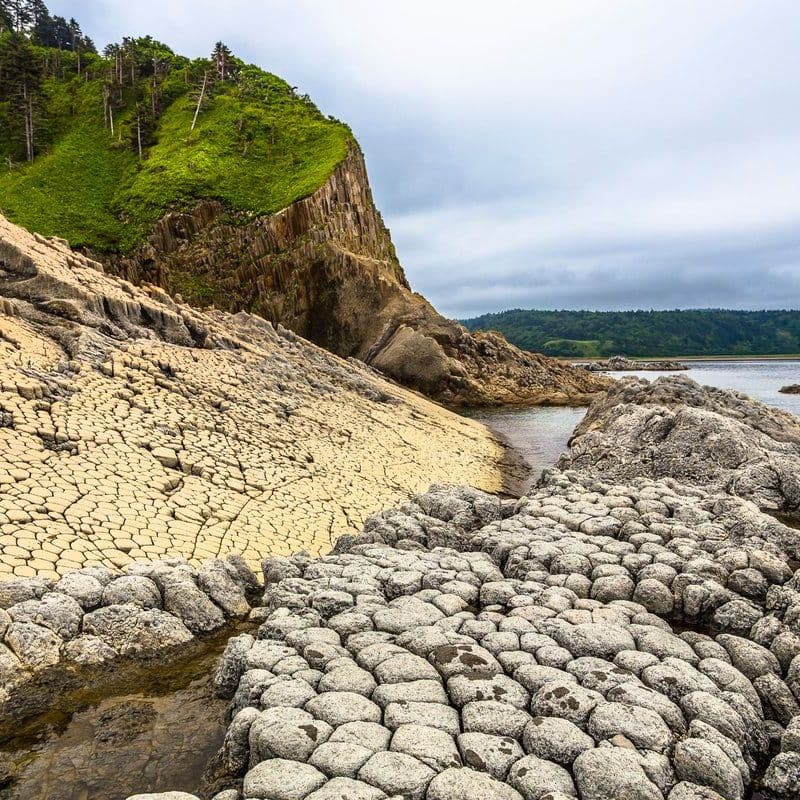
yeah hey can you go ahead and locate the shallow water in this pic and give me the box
[0,641,232,800]
[469,359,800,493]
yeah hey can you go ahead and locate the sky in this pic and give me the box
[52,0,800,318]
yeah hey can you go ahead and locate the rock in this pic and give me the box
[8,592,83,639]
[214,633,254,698]
[572,747,663,800]
[4,621,61,668]
[357,750,436,799]
[559,376,800,526]
[668,783,727,800]
[462,700,532,738]
[0,578,52,609]
[250,707,333,762]
[151,570,225,634]
[62,634,117,665]
[762,751,800,799]
[390,724,460,771]
[522,716,594,765]
[673,738,743,800]
[585,356,688,372]
[457,732,523,780]
[427,767,524,800]
[54,572,104,610]
[305,692,382,727]
[552,623,636,660]
[197,560,250,618]
[530,680,604,727]
[126,794,201,800]
[82,604,193,657]
[305,777,388,800]
[242,758,326,800]
[588,701,674,752]
[506,754,577,799]
[102,576,162,609]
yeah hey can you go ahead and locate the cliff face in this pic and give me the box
[107,144,609,406]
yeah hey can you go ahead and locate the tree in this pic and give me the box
[211,41,233,82]
[0,33,42,161]
[190,69,209,130]
[0,1,15,33]
[2,0,33,32]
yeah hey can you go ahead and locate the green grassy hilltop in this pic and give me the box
[0,11,351,252]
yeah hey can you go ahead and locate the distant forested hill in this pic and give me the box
[460,309,800,358]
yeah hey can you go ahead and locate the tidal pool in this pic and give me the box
[0,635,236,800]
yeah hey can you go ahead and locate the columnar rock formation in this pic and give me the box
[117,467,800,800]
[105,145,608,407]
[559,376,800,520]
[0,213,508,581]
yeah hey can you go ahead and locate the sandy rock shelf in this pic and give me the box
[0,213,507,581]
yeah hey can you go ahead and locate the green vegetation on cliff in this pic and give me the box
[462,309,800,358]
[0,4,351,252]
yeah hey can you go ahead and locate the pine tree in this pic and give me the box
[0,1,14,33]
[0,33,42,161]
[211,41,233,82]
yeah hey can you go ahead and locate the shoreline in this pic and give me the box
[567,353,800,363]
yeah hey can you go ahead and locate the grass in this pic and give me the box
[0,51,352,253]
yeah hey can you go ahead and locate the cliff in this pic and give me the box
[0,33,607,407]
[106,144,609,406]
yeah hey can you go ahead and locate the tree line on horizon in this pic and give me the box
[461,308,800,358]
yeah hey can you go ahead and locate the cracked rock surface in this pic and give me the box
[0,213,506,582]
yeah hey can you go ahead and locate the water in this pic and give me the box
[0,631,241,800]
[468,359,800,493]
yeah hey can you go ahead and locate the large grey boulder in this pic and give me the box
[559,376,800,532]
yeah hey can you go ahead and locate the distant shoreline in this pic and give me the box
[566,353,800,364]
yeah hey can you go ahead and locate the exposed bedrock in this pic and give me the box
[102,145,608,407]
[559,375,800,523]
[109,467,800,800]
[0,213,510,581]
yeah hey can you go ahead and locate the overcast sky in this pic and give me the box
[53,0,800,318]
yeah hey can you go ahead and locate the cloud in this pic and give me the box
[55,0,800,316]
